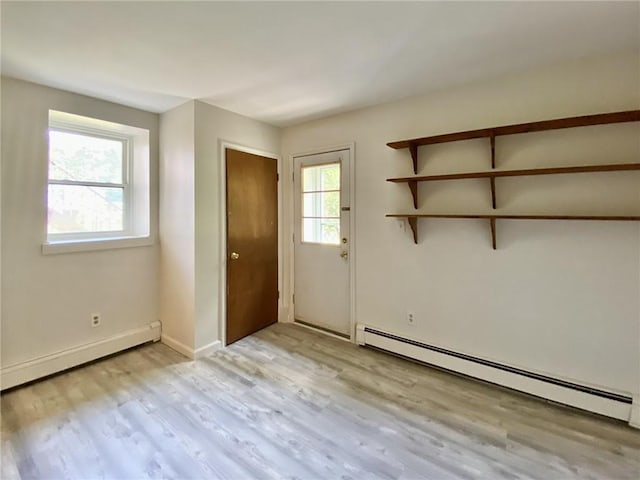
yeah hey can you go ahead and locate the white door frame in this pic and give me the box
[218,140,283,347]
[289,143,356,342]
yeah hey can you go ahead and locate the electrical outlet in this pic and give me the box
[91,313,101,328]
[407,311,415,325]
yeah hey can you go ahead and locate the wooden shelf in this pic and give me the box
[387,110,640,174]
[387,163,640,209]
[387,163,640,183]
[388,110,640,150]
[386,214,640,249]
[385,110,640,247]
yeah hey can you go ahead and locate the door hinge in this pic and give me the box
[277,173,279,181]
[292,233,295,243]
[292,294,295,304]
[278,290,280,299]
[292,171,295,182]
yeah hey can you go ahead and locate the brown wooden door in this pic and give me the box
[226,148,278,344]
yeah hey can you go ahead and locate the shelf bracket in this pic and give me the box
[408,217,418,244]
[490,133,496,169]
[408,180,418,209]
[409,143,418,174]
[489,133,497,209]
[489,177,496,209]
[489,217,497,250]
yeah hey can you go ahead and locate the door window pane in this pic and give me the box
[303,218,340,245]
[303,191,340,218]
[49,130,124,184]
[301,162,340,245]
[303,163,340,191]
[48,184,124,233]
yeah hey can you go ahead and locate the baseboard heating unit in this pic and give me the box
[356,324,637,426]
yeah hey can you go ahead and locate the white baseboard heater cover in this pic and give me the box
[357,325,634,424]
[1,321,161,391]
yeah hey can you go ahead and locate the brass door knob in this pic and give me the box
[340,251,348,259]
[230,252,240,260]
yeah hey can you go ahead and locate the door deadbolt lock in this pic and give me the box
[230,252,240,260]
[340,251,348,259]
[342,237,348,244]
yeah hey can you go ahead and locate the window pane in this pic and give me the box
[303,218,340,245]
[48,184,124,234]
[303,191,340,218]
[49,130,123,183]
[321,164,340,190]
[302,162,340,192]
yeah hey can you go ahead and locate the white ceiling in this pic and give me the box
[2,2,638,126]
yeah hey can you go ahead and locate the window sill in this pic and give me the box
[42,235,153,255]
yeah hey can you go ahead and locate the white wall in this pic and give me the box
[1,77,159,369]
[193,101,280,351]
[281,52,640,397]
[159,100,280,356]
[159,101,195,352]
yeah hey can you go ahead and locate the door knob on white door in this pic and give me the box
[230,252,240,260]
[340,251,348,259]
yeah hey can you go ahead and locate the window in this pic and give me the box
[45,110,151,253]
[301,162,340,244]
[48,129,128,237]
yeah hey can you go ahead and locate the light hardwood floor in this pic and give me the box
[2,323,639,479]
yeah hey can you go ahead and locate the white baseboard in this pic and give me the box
[161,334,221,360]
[355,323,366,344]
[358,324,633,424]
[160,334,193,358]
[629,397,640,429]
[1,321,161,390]
[193,339,222,359]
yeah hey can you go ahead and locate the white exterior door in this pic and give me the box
[293,150,350,337]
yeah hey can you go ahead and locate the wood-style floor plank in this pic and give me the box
[2,323,639,479]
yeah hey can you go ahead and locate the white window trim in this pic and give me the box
[43,110,152,255]
[42,235,153,255]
